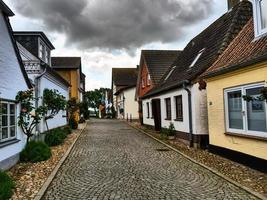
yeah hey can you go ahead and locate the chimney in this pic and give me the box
[228,0,240,10]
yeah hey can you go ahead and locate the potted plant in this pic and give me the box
[167,122,176,140]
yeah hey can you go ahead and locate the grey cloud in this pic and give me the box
[13,0,213,51]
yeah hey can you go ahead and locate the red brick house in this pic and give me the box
[136,50,181,124]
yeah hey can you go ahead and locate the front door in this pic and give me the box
[152,99,161,131]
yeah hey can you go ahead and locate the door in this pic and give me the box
[152,99,161,131]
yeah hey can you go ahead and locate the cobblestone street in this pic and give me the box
[42,119,259,200]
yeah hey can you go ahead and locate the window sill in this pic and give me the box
[174,118,183,122]
[165,118,172,121]
[0,139,21,149]
[225,132,267,141]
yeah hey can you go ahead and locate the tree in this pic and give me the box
[42,89,67,131]
[67,97,80,129]
[85,89,104,115]
[16,89,47,143]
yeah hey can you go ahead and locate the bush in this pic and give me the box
[69,117,78,129]
[62,126,72,135]
[20,141,51,163]
[45,129,66,146]
[167,123,176,136]
[0,171,15,200]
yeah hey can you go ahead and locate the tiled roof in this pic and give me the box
[112,68,138,87]
[141,50,181,85]
[0,0,14,16]
[142,0,252,99]
[51,57,81,69]
[203,18,267,77]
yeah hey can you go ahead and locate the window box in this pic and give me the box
[224,82,267,138]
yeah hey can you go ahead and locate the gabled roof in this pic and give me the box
[203,18,267,78]
[51,57,81,69]
[142,0,252,99]
[112,68,138,87]
[0,0,14,16]
[141,50,181,85]
[13,31,55,50]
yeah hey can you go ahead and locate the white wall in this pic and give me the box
[124,87,139,119]
[39,74,69,133]
[142,83,208,135]
[0,12,29,168]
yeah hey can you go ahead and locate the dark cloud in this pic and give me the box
[13,0,213,51]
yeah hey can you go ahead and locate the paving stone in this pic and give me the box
[42,119,259,200]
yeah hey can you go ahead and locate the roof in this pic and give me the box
[203,18,267,78]
[141,50,181,85]
[51,57,81,69]
[13,31,55,50]
[112,68,138,87]
[142,0,252,99]
[0,0,14,16]
[45,65,71,87]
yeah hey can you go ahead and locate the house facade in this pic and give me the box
[112,68,138,120]
[136,50,181,124]
[0,1,32,170]
[203,1,267,170]
[51,57,85,121]
[141,1,252,148]
[13,32,70,133]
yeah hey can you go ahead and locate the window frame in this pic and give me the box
[175,95,183,121]
[253,0,267,38]
[165,98,172,120]
[189,48,205,68]
[147,74,151,86]
[146,102,150,118]
[224,82,267,138]
[0,101,17,143]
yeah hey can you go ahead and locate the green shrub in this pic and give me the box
[0,171,15,200]
[62,126,72,134]
[45,129,66,146]
[20,141,51,163]
[69,117,78,130]
[167,122,176,136]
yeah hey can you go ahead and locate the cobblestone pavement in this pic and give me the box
[42,119,259,200]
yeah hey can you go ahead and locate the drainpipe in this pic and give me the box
[183,80,193,147]
[34,63,47,133]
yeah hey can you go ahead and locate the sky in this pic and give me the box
[5,0,227,91]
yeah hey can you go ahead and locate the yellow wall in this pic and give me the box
[55,69,80,102]
[206,61,267,160]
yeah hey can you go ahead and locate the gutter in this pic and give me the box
[34,63,47,133]
[183,80,193,148]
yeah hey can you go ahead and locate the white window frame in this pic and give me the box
[164,66,177,81]
[147,74,151,86]
[0,101,17,143]
[189,48,205,68]
[253,0,267,38]
[224,82,267,138]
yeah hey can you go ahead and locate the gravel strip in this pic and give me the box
[8,127,83,200]
[131,122,267,198]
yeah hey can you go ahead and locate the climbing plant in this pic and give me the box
[243,87,267,102]
[42,89,66,130]
[16,89,47,143]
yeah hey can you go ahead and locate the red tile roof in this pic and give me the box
[204,18,267,77]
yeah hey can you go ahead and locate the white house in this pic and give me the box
[112,68,139,120]
[0,1,32,170]
[141,0,252,148]
[14,32,70,134]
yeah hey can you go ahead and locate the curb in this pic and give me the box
[33,122,88,200]
[127,122,267,200]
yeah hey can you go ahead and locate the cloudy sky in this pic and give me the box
[5,0,227,91]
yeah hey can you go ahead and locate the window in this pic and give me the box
[175,95,183,121]
[151,102,154,118]
[141,79,145,88]
[0,102,16,142]
[254,0,267,37]
[189,48,205,68]
[164,66,176,81]
[147,74,151,86]
[146,102,150,118]
[224,83,267,137]
[39,42,45,60]
[165,98,171,120]
[45,48,50,64]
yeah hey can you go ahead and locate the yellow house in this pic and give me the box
[51,57,86,120]
[203,14,267,171]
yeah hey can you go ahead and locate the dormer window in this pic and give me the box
[189,48,205,68]
[147,74,151,86]
[39,39,51,64]
[254,0,267,38]
[164,66,177,81]
[39,42,45,60]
